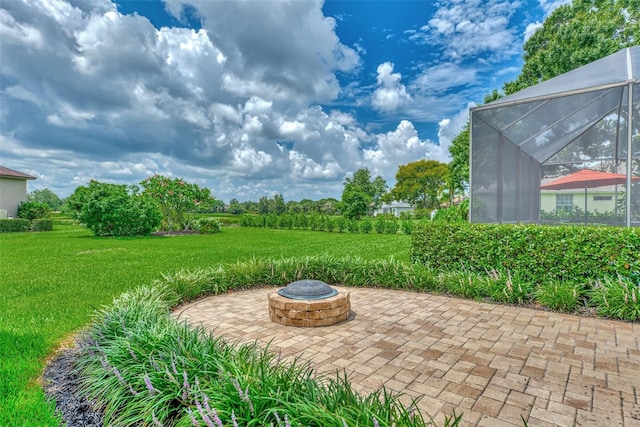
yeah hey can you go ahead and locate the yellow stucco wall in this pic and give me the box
[0,178,28,217]
[540,189,619,214]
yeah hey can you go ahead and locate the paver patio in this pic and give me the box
[173,287,640,427]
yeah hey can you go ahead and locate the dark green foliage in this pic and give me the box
[411,223,640,284]
[0,218,30,232]
[78,182,162,236]
[17,201,50,220]
[30,219,53,232]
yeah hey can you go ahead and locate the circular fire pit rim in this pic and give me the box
[277,279,338,300]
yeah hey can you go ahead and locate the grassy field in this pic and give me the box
[0,223,409,426]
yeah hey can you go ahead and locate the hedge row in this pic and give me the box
[0,218,53,233]
[411,223,640,283]
[240,213,414,234]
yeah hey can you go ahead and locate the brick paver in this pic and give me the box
[173,287,640,426]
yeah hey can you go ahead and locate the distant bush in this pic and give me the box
[30,218,53,232]
[0,218,30,233]
[401,220,413,235]
[384,219,400,234]
[190,217,222,234]
[78,182,162,236]
[359,218,372,233]
[17,201,50,220]
[239,213,417,236]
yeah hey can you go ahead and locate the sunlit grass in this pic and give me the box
[0,223,409,425]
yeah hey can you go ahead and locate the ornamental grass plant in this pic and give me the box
[77,282,432,426]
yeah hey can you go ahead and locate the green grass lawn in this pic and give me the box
[0,223,409,425]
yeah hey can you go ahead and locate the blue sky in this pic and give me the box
[0,0,569,201]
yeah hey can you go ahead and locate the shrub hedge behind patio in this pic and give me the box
[410,223,640,283]
[0,218,31,232]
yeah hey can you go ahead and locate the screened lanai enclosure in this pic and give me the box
[470,46,640,227]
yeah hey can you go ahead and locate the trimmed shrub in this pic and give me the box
[326,216,336,232]
[385,219,400,234]
[17,201,50,220]
[191,217,222,234]
[401,220,413,235]
[346,219,359,233]
[359,218,372,233]
[0,218,30,232]
[30,218,53,232]
[411,223,640,283]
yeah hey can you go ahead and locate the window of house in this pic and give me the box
[593,195,612,201]
[555,194,573,211]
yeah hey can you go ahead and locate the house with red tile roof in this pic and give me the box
[0,166,36,218]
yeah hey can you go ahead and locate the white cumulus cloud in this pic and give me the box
[372,62,411,112]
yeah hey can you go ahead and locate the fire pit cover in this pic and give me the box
[277,279,338,300]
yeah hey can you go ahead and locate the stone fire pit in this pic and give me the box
[268,280,350,327]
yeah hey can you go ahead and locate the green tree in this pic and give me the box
[227,198,244,214]
[27,189,62,210]
[340,189,371,220]
[317,198,340,215]
[299,199,319,213]
[340,168,387,219]
[286,200,303,213]
[257,196,270,214]
[448,123,470,194]
[140,175,216,231]
[269,194,286,215]
[75,181,161,236]
[389,160,448,209]
[63,181,101,220]
[504,0,640,95]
